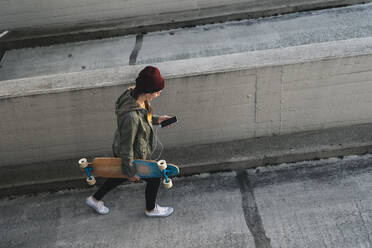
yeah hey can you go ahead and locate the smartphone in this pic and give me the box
[160,116,178,127]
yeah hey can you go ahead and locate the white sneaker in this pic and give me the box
[145,204,174,217]
[86,196,109,215]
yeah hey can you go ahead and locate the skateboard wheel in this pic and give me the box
[157,160,167,171]
[79,158,89,169]
[163,179,173,189]
[87,176,96,186]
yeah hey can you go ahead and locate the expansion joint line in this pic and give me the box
[236,170,272,248]
[0,49,5,67]
[129,34,144,65]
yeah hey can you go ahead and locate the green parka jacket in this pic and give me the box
[112,87,160,177]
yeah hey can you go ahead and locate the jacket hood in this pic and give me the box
[115,87,142,116]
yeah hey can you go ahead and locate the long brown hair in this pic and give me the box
[131,87,153,114]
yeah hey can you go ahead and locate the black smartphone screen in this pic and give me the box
[160,116,178,127]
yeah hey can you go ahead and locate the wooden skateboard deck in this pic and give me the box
[79,157,179,188]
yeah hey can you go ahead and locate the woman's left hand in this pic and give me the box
[158,115,171,125]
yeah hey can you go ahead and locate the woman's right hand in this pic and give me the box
[128,175,140,182]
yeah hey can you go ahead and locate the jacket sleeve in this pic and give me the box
[118,112,138,177]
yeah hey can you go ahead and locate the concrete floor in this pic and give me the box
[2,154,372,248]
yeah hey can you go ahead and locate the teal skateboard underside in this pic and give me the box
[134,160,178,178]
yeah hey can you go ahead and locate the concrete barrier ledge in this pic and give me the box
[2,37,372,99]
[1,122,372,198]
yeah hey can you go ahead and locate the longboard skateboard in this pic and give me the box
[78,157,179,189]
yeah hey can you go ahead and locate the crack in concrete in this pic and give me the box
[0,49,5,65]
[129,34,143,65]
[355,200,372,246]
[237,170,272,248]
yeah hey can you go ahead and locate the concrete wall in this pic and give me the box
[1,37,372,167]
[1,0,370,32]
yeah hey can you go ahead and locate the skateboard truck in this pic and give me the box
[157,160,173,189]
[78,158,96,185]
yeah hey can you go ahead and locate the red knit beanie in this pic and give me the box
[135,66,165,93]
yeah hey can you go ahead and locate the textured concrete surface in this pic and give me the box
[253,155,372,247]
[0,35,136,81]
[1,0,371,49]
[1,172,255,248]
[1,154,372,248]
[254,156,372,247]
[137,3,372,65]
[2,3,372,81]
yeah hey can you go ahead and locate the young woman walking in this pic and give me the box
[86,66,174,217]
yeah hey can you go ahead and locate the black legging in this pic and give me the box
[93,177,161,211]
